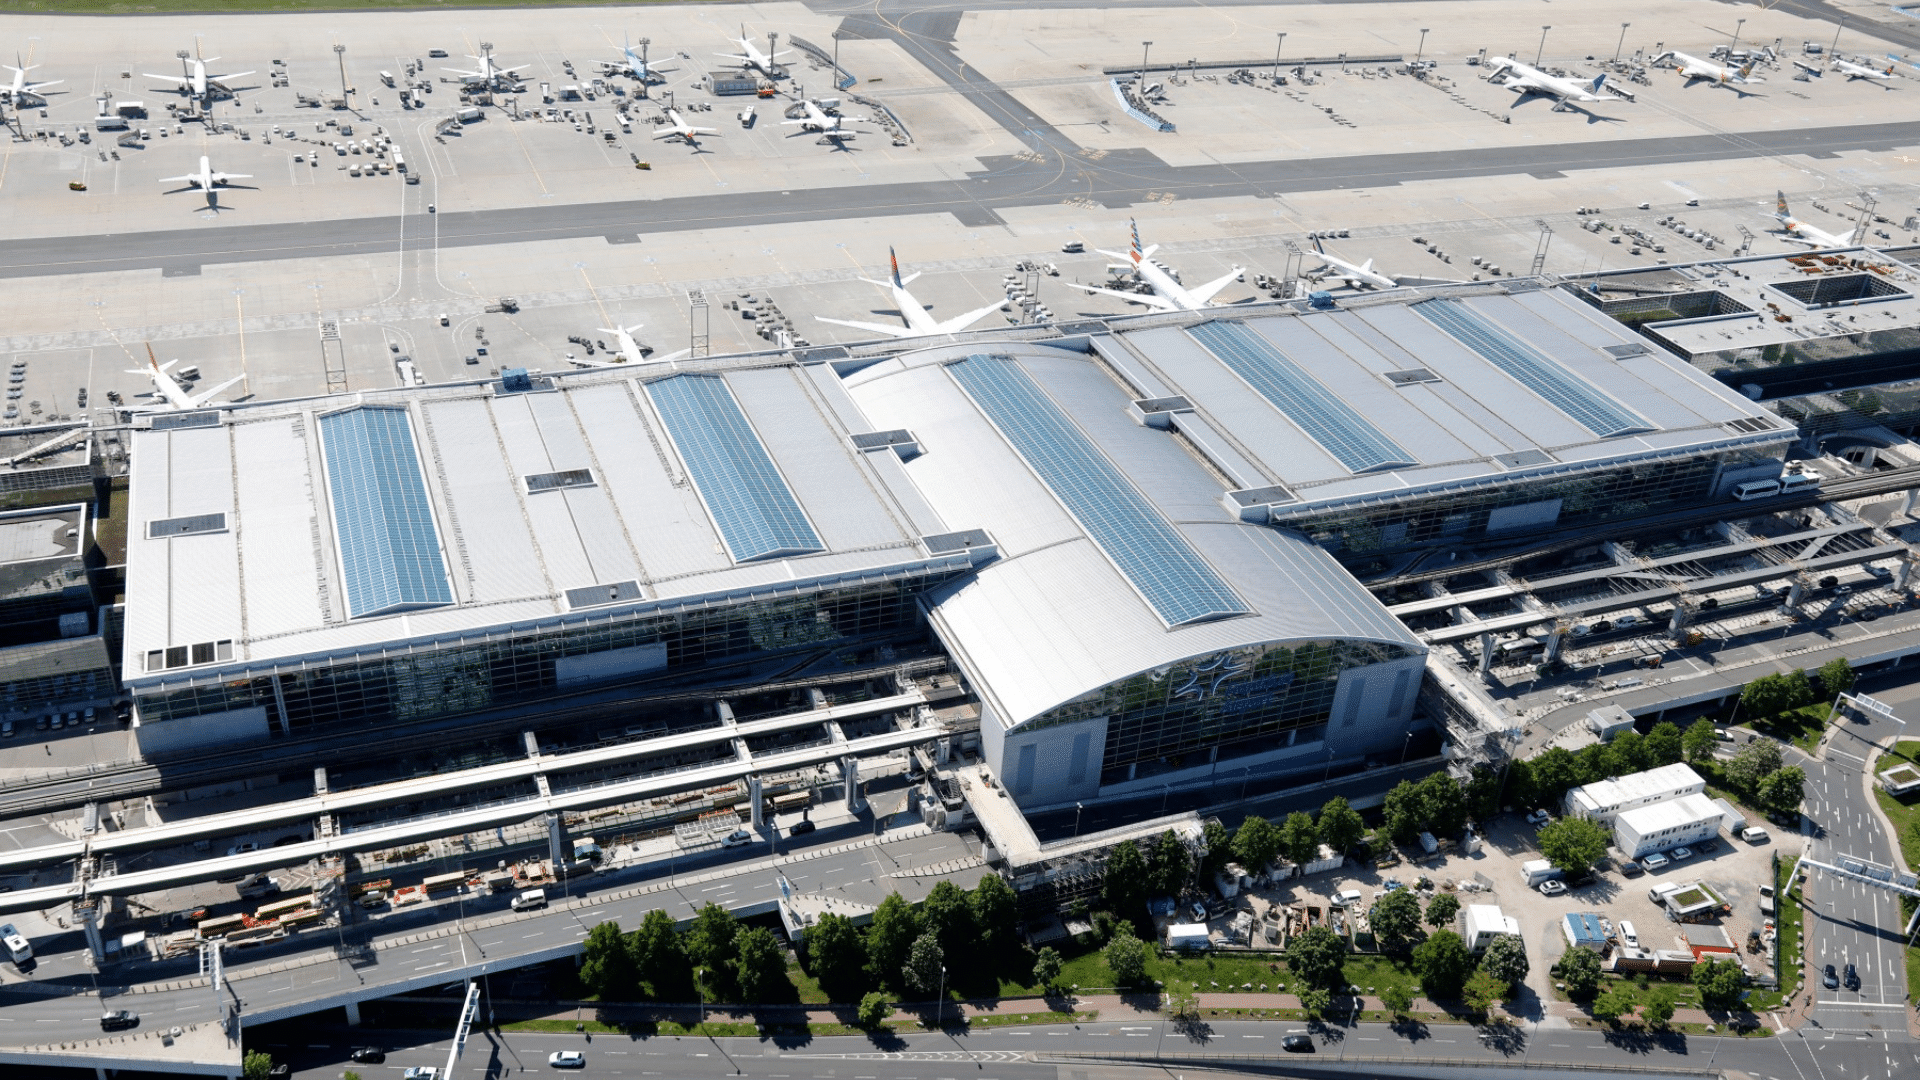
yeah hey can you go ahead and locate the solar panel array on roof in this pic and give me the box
[1188,321,1416,474]
[318,406,455,619]
[946,354,1252,628]
[645,374,825,563]
[1417,299,1650,437]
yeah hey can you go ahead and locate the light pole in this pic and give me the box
[1401,731,1415,765]
[333,43,348,104]
[1273,32,1286,79]
[1535,26,1551,67]
[938,964,947,1028]
[1615,23,1631,63]
[1831,15,1846,56]
[1322,746,1335,784]
[1731,18,1746,52]
[1140,40,1153,84]
[1416,29,1429,65]
[1073,801,1084,838]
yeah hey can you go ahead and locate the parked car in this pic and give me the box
[1640,851,1670,871]
[720,829,752,848]
[403,1068,440,1080]
[1823,964,1840,989]
[1671,847,1693,861]
[1618,860,1645,878]
[1524,809,1551,826]
[788,819,816,836]
[1281,1034,1315,1053]
[1537,880,1568,897]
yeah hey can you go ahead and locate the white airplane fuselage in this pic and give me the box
[1487,56,1612,102]
[1665,51,1755,85]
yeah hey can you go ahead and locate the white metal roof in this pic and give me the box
[1570,763,1706,811]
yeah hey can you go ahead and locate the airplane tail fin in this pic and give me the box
[1588,73,1607,94]
[1311,236,1328,256]
[1129,219,1144,265]
[1775,190,1791,221]
[1359,259,1375,274]
[1737,62,1755,81]
[889,247,904,289]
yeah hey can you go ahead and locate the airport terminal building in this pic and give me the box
[121,281,1787,810]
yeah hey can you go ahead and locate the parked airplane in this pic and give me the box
[1770,191,1858,249]
[145,53,252,100]
[1832,57,1897,82]
[718,26,790,77]
[1306,237,1398,291]
[783,98,863,133]
[1485,56,1631,107]
[127,346,245,411]
[581,322,688,367]
[159,155,251,209]
[815,248,1004,339]
[1061,220,1243,312]
[652,107,718,146]
[1,56,59,102]
[603,33,671,83]
[1656,51,1760,89]
[445,48,527,87]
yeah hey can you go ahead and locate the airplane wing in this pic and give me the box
[930,301,1011,336]
[210,172,252,183]
[1063,281,1180,312]
[1183,269,1244,306]
[157,174,200,186]
[143,74,190,85]
[814,315,916,339]
[188,374,247,407]
[209,70,254,82]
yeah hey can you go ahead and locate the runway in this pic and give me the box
[8,119,1916,280]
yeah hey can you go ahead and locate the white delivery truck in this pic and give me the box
[0,923,31,963]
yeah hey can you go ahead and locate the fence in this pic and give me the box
[1110,79,1174,132]
[786,35,858,92]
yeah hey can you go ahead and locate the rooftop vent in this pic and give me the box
[922,529,995,558]
[144,639,234,672]
[1602,343,1650,359]
[525,469,595,494]
[1129,395,1194,429]
[1383,368,1441,386]
[793,346,850,364]
[149,411,221,431]
[565,581,644,609]
[1725,415,1780,434]
[849,429,921,458]
[147,513,228,539]
[1491,448,1555,469]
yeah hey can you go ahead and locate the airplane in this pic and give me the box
[126,345,245,411]
[652,107,718,146]
[1655,51,1760,90]
[1,56,59,102]
[1060,220,1244,313]
[1769,190,1858,249]
[782,98,864,134]
[582,322,689,367]
[718,26,790,77]
[1306,237,1398,291]
[145,53,252,100]
[444,48,527,87]
[815,248,1005,339]
[1791,58,1824,78]
[159,155,252,209]
[603,33,671,82]
[1832,57,1897,82]
[1484,55,1631,108]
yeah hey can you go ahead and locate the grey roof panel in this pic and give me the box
[1416,298,1650,437]
[646,374,825,563]
[317,407,455,618]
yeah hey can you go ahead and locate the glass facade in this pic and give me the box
[1015,639,1420,784]
[1273,445,1785,560]
[135,572,955,731]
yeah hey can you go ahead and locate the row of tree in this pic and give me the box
[1276,887,1529,1017]
[579,903,792,1003]
[1104,799,1371,920]
[1556,946,1746,1022]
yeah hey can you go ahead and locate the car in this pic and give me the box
[1823,964,1839,989]
[1670,847,1693,861]
[1619,920,1640,949]
[1844,963,1859,990]
[226,842,257,857]
[1694,838,1718,855]
[99,1009,138,1031]
[1618,860,1645,878]
[268,1065,291,1079]
[348,1048,386,1063]
[1640,851,1670,871]
[788,818,816,836]
[403,1068,441,1080]
[1280,1034,1315,1053]
[549,1051,587,1068]
[1524,809,1551,826]
[1537,880,1568,897]
[1,721,11,738]
[720,829,752,848]
[32,716,47,731]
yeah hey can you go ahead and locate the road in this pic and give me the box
[254,1015,1920,1080]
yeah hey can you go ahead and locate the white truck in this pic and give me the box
[1521,859,1563,887]
[0,923,31,963]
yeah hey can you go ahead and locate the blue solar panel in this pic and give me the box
[1417,300,1649,437]
[646,375,825,563]
[318,407,454,618]
[947,354,1251,628]
[1189,321,1415,474]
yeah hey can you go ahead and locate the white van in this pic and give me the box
[1732,478,1783,501]
[1618,920,1639,949]
[1741,826,1770,843]
[510,889,547,912]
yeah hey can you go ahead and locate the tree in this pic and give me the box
[1683,716,1719,764]
[1285,925,1348,991]
[1781,668,1817,710]
[1298,985,1332,1019]
[904,932,946,998]
[866,892,920,990]
[1559,945,1604,1000]
[1819,656,1857,699]
[1103,839,1148,916]
[1104,924,1151,988]
[922,880,975,961]
[1279,811,1319,867]
[858,990,890,1028]
[1382,779,1424,843]
[1479,933,1530,989]
[1418,772,1468,838]
[1726,737,1785,796]
[631,908,690,998]
[1741,672,1800,719]
[1536,816,1610,875]
[1465,764,1502,823]
[1150,830,1193,896]
[580,920,638,1000]
[1644,988,1677,1029]
[1318,796,1365,854]
[1607,731,1650,776]
[1369,887,1422,951]
[1692,955,1746,1011]
[686,903,740,999]
[1425,892,1461,930]
[734,926,789,1003]
[1200,818,1233,881]
[1590,982,1634,1024]
[1463,969,1507,1018]
[971,873,1018,950]
[1411,930,1474,1001]
[1031,946,1063,992]
[243,1052,276,1080]
[1756,765,1806,817]
[1379,982,1415,1017]
[1577,741,1616,782]
[1233,815,1284,870]
[803,912,867,1000]
[1645,721,1684,767]
[1527,747,1586,807]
